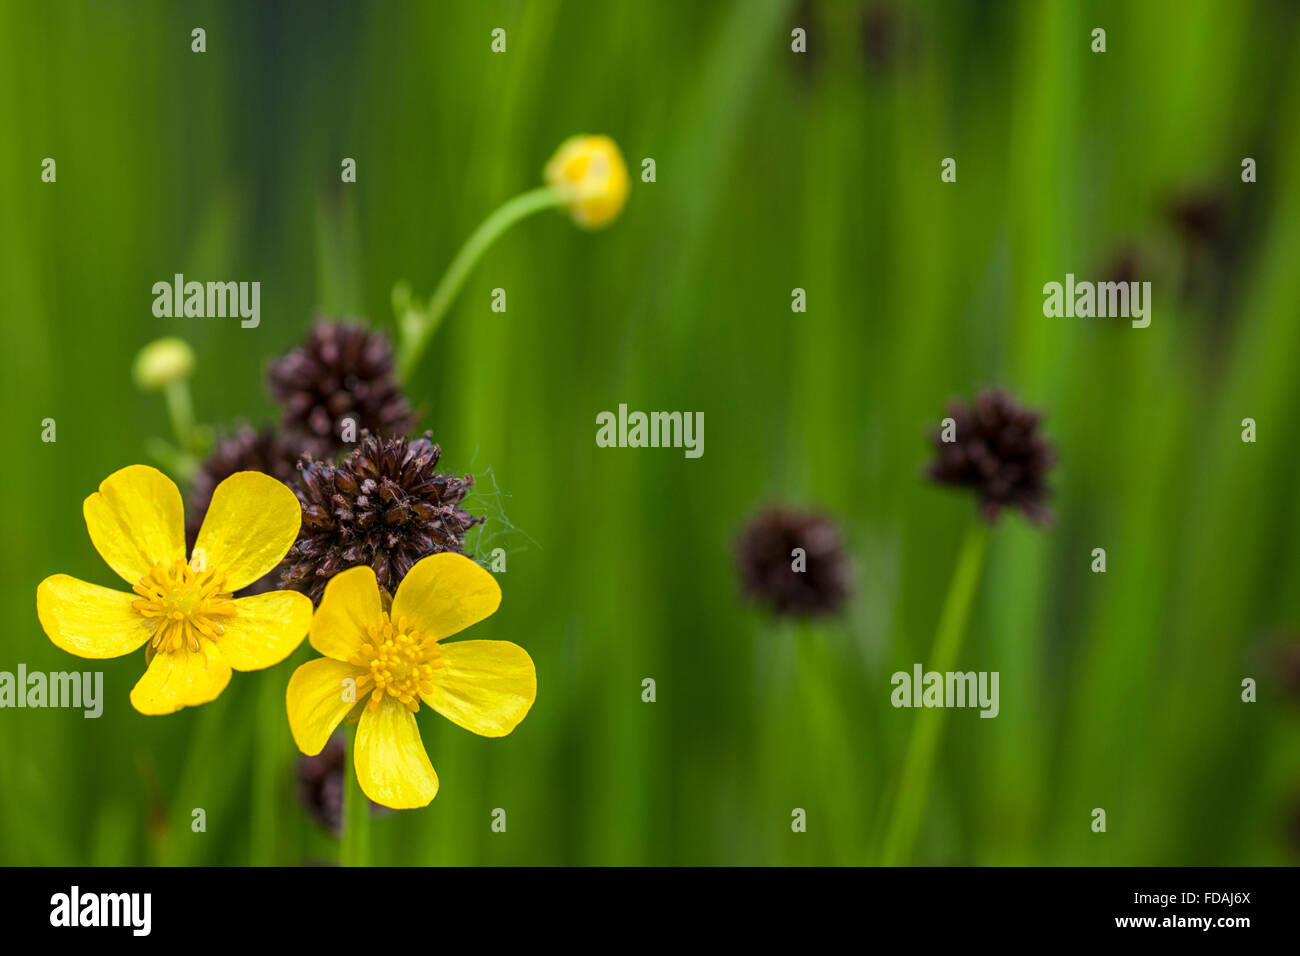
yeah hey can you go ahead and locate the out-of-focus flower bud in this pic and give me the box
[132,337,195,391]
[544,134,629,230]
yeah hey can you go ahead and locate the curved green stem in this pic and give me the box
[398,185,567,381]
[879,521,989,865]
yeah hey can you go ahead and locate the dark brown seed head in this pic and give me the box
[296,733,389,835]
[267,319,417,454]
[735,507,851,618]
[1100,243,1143,288]
[927,389,1057,525]
[1167,190,1226,247]
[279,432,483,603]
[187,425,315,545]
[297,734,347,836]
[862,3,900,70]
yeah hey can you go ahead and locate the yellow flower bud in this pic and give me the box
[132,337,195,391]
[544,135,629,230]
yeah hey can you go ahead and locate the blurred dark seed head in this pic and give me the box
[735,507,851,617]
[1166,190,1227,248]
[862,3,902,71]
[297,734,346,836]
[297,733,390,837]
[279,431,483,604]
[187,425,324,596]
[927,389,1057,525]
[187,425,317,541]
[1100,243,1144,288]
[268,319,417,454]
[1165,189,1234,298]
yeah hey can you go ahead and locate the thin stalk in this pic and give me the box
[162,378,196,453]
[249,673,279,865]
[341,725,371,866]
[160,378,199,483]
[879,522,989,865]
[397,185,567,380]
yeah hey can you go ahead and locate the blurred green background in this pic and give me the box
[2,0,1299,866]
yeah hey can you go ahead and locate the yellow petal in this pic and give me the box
[310,565,381,661]
[286,657,370,755]
[83,465,186,584]
[391,553,501,643]
[354,697,439,809]
[129,638,232,715]
[193,472,301,592]
[36,574,152,659]
[218,590,313,671]
[422,640,536,737]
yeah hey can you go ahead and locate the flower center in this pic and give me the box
[349,613,443,713]
[131,558,236,654]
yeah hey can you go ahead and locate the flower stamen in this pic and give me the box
[132,558,236,654]
[348,613,444,713]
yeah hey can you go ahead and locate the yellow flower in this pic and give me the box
[286,553,535,809]
[544,134,629,230]
[36,465,312,715]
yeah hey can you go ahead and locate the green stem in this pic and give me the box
[341,725,370,866]
[249,673,279,865]
[160,378,200,484]
[879,522,989,865]
[397,186,567,381]
[162,378,195,453]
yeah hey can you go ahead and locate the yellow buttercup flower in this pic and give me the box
[286,553,535,809]
[544,134,629,230]
[36,465,312,715]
